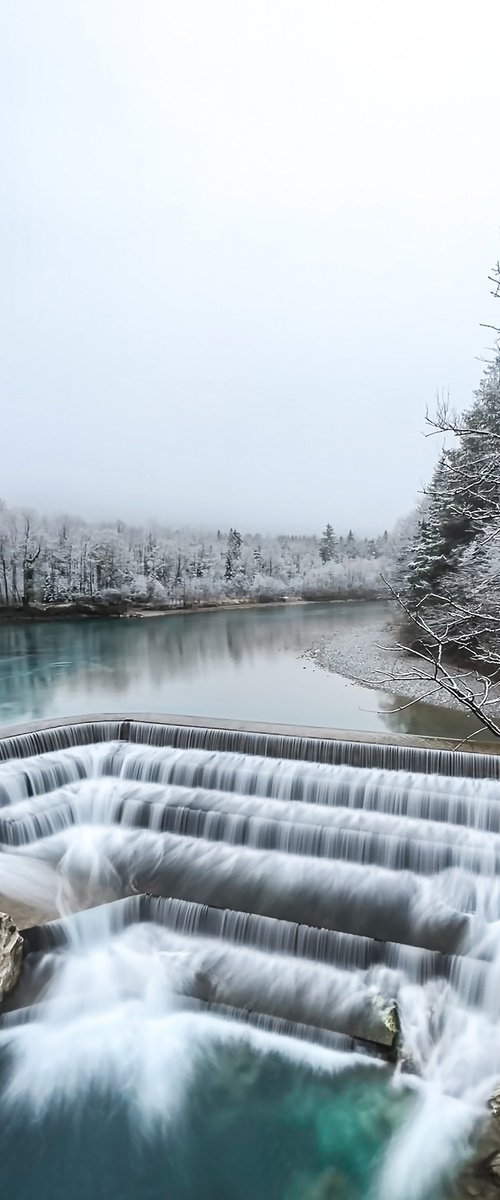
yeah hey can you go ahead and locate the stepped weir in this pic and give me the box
[2,715,500,1198]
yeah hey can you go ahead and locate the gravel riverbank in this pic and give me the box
[303,608,500,716]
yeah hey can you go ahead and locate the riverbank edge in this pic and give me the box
[0,594,385,624]
[303,607,500,720]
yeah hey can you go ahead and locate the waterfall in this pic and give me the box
[1,718,500,1199]
[1,715,499,776]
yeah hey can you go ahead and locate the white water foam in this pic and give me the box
[1,737,500,1197]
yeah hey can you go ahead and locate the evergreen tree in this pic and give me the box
[345,530,357,559]
[404,452,460,602]
[404,356,500,607]
[319,523,336,564]
[228,528,242,558]
[397,339,500,684]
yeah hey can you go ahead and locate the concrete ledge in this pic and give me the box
[0,712,499,776]
[0,709,498,753]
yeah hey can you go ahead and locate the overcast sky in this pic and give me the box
[1,1,499,535]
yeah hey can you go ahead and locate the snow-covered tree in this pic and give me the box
[392,260,500,736]
[0,505,395,611]
[319,523,336,564]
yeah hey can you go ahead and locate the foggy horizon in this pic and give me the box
[0,502,395,544]
[0,496,399,541]
[2,0,500,533]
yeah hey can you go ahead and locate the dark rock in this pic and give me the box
[0,911,23,1002]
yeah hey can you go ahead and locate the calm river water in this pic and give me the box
[0,601,482,739]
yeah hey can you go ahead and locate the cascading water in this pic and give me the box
[1,719,500,1199]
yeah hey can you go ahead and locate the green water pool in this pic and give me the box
[0,1042,455,1200]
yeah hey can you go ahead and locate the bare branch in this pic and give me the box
[380,577,500,738]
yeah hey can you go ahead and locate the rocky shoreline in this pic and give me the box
[303,609,500,718]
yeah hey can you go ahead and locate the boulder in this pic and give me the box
[371,995,399,1053]
[490,1153,500,1185]
[451,1088,500,1198]
[0,911,23,1002]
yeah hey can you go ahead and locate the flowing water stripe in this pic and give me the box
[1,716,500,776]
[3,739,500,830]
[4,821,471,954]
[0,989,381,1057]
[19,894,488,1006]
[7,918,400,1046]
[4,785,500,876]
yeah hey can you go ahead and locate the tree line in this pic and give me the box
[0,505,394,611]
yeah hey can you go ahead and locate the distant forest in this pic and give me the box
[3,344,498,630]
[0,504,402,613]
[4,313,498,625]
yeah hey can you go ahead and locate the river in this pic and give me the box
[1,607,497,1200]
[0,600,483,739]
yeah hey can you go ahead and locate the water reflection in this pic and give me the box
[376,693,484,741]
[0,602,487,740]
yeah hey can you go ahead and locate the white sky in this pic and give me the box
[1,0,499,534]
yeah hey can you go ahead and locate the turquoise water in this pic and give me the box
[0,602,481,739]
[0,1045,425,1200]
